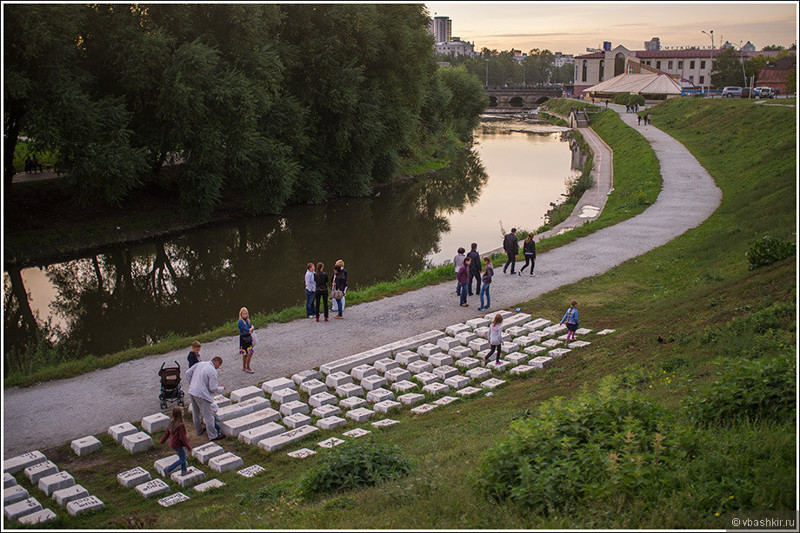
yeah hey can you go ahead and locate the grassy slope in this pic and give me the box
[22,99,796,529]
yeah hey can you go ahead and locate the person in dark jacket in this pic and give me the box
[187,340,201,368]
[502,228,519,274]
[332,265,347,319]
[314,262,329,322]
[518,234,536,277]
[161,406,193,476]
[466,242,481,295]
[457,257,471,307]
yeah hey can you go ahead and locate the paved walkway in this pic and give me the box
[2,105,722,456]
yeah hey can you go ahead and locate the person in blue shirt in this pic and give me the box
[238,307,254,373]
[559,300,579,346]
[187,341,201,368]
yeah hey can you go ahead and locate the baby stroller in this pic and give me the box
[158,361,185,410]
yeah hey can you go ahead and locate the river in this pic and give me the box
[3,119,582,361]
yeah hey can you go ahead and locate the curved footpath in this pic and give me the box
[2,105,722,456]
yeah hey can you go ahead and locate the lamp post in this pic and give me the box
[701,30,714,96]
[733,41,750,96]
[485,59,489,87]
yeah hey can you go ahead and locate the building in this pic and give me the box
[434,39,476,58]
[756,56,797,94]
[644,37,661,51]
[585,72,682,100]
[430,16,452,44]
[721,40,757,52]
[553,52,575,68]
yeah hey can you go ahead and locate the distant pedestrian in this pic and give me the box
[31,154,42,173]
[160,406,192,476]
[453,247,466,296]
[518,234,536,277]
[483,313,504,366]
[304,263,316,318]
[466,243,481,295]
[457,257,470,307]
[314,262,329,322]
[478,257,493,311]
[185,356,225,441]
[637,114,642,125]
[24,155,33,173]
[331,259,348,315]
[238,307,254,373]
[502,228,519,274]
[559,300,580,346]
[187,340,201,368]
[331,265,346,319]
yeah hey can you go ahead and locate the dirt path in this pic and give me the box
[2,105,722,456]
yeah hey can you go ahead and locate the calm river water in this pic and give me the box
[4,120,582,358]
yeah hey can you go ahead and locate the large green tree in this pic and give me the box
[710,47,748,88]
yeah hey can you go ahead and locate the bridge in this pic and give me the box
[484,86,563,109]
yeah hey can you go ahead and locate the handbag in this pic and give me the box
[331,289,344,300]
[251,331,259,346]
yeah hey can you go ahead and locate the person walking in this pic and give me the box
[238,307,254,373]
[331,265,347,319]
[331,259,348,314]
[453,247,466,296]
[502,228,519,274]
[457,257,470,307]
[478,257,494,311]
[314,262,329,322]
[187,340,202,368]
[185,356,225,441]
[304,263,316,318]
[518,234,536,277]
[559,300,580,346]
[466,243,481,296]
[637,114,642,126]
[160,406,193,476]
[483,313,504,365]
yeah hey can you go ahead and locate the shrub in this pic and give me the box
[298,440,414,498]
[746,235,795,270]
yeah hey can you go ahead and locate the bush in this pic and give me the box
[298,440,414,498]
[683,354,796,426]
[746,235,795,270]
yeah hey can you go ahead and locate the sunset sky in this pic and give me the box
[423,2,798,56]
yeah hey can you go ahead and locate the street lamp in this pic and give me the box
[485,59,489,87]
[702,30,714,95]
[732,41,750,95]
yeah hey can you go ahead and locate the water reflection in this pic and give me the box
[4,127,580,360]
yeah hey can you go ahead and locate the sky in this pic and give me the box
[423,1,798,56]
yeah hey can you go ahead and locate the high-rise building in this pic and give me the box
[644,37,661,51]
[431,16,452,44]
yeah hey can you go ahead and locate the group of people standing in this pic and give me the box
[304,259,348,322]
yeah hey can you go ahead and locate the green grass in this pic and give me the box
[20,97,795,529]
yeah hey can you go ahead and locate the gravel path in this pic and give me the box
[2,105,722,456]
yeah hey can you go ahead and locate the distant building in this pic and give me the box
[644,37,661,51]
[434,39,476,58]
[430,16,452,44]
[721,40,757,52]
[553,52,575,67]
[757,56,796,94]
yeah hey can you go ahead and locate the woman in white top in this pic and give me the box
[483,313,504,366]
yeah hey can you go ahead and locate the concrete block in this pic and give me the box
[311,404,341,418]
[318,437,345,449]
[528,330,551,342]
[395,350,421,366]
[154,455,180,477]
[509,364,535,376]
[38,471,75,497]
[428,353,454,367]
[17,508,57,525]
[568,340,591,348]
[280,401,310,416]
[157,492,190,507]
[343,428,371,438]
[230,385,265,403]
[283,413,312,429]
[413,372,439,386]
[122,432,154,454]
[238,422,286,446]
[194,479,226,492]
[501,332,512,343]
[433,396,459,406]
[259,425,320,452]
[444,375,471,390]
[474,326,490,339]
[384,367,411,383]
[524,345,548,357]
[238,465,266,478]
[371,419,400,428]
[466,367,492,380]
[455,357,481,370]
[66,495,104,517]
[209,452,244,473]
[366,388,394,404]
[398,393,426,405]
[3,473,15,489]
[135,479,170,499]
[541,339,562,348]
[217,396,271,421]
[374,400,402,414]
[445,323,471,336]
[170,466,205,488]
[319,346,392,376]
[456,386,482,397]
[360,375,388,391]
[500,341,518,354]
[504,313,532,329]
[575,328,592,335]
[529,356,554,368]
[543,324,567,335]
[271,388,300,404]
[335,383,364,398]
[437,336,461,352]
[351,364,378,381]
[292,369,322,385]
[524,318,551,331]
[374,358,399,373]
[141,414,170,435]
[477,349,491,362]
[326,371,353,388]
[287,448,316,459]
[468,338,489,352]
[214,394,231,408]
[422,382,450,396]
[309,391,338,408]
[481,378,506,389]
[490,360,513,372]
[548,348,571,358]
[506,326,527,338]
[261,377,295,394]
[53,484,89,506]
[220,408,281,437]
[339,396,368,409]
[108,422,138,444]
[345,408,375,423]
[484,310,513,321]
[300,379,328,396]
[597,329,616,335]
[513,335,535,348]
[118,466,151,488]
[316,416,347,430]
[410,404,437,415]
[505,352,529,365]
[4,485,28,506]
[24,461,58,484]
[192,442,224,464]
[390,380,417,393]
[5,497,42,520]
[455,331,478,345]
[417,343,441,358]
[407,360,433,374]
[433,365,458,380]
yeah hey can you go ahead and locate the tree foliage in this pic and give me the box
[710,47,748,88]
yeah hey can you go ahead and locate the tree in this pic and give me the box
[710,46,747,88]
[762,45,786,51]
[525,49,555,84]
[436,65,487,141]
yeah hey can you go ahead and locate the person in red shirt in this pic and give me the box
[161,406,193,476]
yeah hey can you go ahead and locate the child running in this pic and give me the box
[160,406,193,476]
[483,313,504,366]
[559,299,580,346]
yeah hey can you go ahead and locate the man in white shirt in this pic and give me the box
[185,356,225,441]
[304,263,316,318]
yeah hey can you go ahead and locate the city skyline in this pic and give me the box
[424,1,798,56]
